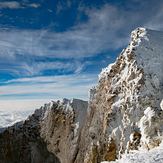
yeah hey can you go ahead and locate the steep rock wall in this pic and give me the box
[40,99,88,163]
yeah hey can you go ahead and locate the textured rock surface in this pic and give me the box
[0,108,60,163]
[40,99,88,163]
[75,28,163,162]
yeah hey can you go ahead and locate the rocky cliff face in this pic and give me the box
[40,99,88,163]
[0,99,88,163]
[74,28,163,162]
[0,107,60,163]
[0,28,163,163]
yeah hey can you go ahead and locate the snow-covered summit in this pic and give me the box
[99,27,147,80]
[79,27,163,163]
[99,27,163,82]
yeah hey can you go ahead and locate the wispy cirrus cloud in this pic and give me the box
[0,54,88,77]
[0,1,21,9]
[0,5,129,60]
[1,2,163,59]
[1,1,163,77]
[0,74,97,99]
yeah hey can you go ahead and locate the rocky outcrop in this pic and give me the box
[0,28,163,163]
[0,99,88,163]
[0,108,60,163]
[40,99,88,163]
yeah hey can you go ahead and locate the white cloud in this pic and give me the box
[28,3,40,8]
[0,1,40,9]
[0,1,21,9]
[1,3,163,61]
[0,5,132,61]
[18,61,85,76]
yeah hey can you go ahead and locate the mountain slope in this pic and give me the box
[0,99,88,163]
[0,27,163,163]
[74,27,163,162]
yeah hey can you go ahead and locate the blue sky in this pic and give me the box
[0,0,163,110]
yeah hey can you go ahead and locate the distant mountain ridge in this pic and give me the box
[0,27,163,163]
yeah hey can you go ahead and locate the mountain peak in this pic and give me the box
[131,27,147,43]
[0,28,162,163]
[85,27,163,162]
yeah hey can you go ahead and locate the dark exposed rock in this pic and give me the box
[0,109,60,163]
